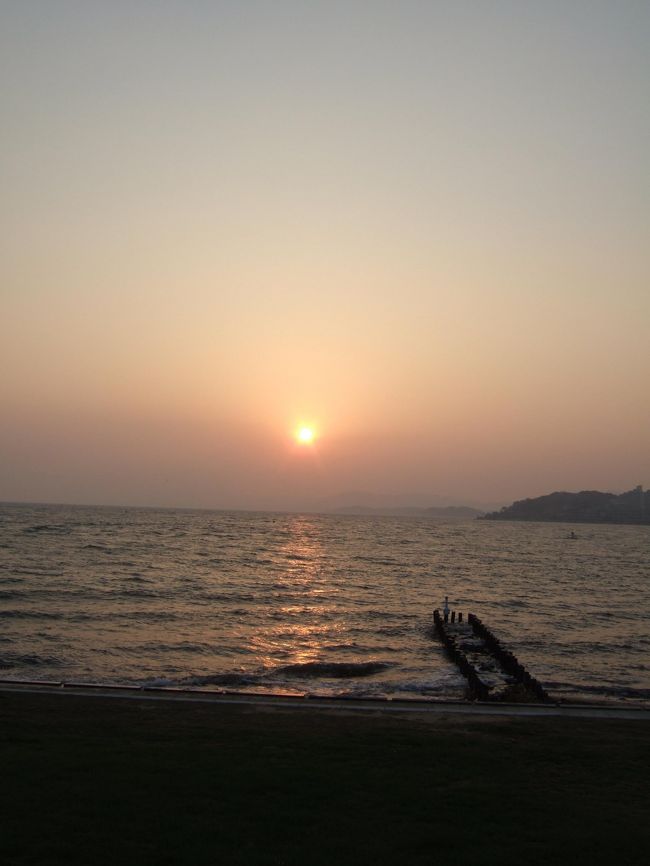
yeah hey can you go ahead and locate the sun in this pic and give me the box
[296,426,315,445]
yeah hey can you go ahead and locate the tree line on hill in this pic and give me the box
[481,486,649,525]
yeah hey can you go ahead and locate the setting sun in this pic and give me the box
[296,426,315,445]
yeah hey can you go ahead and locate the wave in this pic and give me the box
[276,661,392,679]
[0,609,64,620]
[177,660,394,688]
[22,524,70,535]
[0,652,64,669]
[375,625,409,637]
[184,672,260,687]
[544,680,650,701]
[124,641,211,656]
[114,610,183,623]
[119,588,164,598]
[322,643,360,652]
[353,555,399,565]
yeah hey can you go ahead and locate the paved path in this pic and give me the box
[2,681,649,720]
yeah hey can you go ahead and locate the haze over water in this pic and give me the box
[2,504,648,706]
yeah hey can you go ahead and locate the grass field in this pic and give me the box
[2,692,649,865]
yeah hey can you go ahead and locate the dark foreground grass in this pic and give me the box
[1,693,649,866]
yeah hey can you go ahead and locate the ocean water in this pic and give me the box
[1,503,648,705]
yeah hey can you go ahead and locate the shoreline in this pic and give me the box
[2,679,648,720]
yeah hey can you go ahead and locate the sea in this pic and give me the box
[1,502,648,706]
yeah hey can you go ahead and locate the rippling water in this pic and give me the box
[1,503,648,705]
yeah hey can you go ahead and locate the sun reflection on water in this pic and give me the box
[249,516,342,669]
[5,503,650,703]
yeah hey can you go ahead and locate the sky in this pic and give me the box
[2,0,649,511]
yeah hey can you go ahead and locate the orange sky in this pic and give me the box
[2,2,649,510]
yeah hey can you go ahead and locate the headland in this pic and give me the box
[482,485,649,525]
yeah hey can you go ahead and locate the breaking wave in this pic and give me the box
[276,661,392,678]
[184,672,260,688]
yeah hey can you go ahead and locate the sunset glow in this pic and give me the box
[296,426,316,445]
[1,2,649,511]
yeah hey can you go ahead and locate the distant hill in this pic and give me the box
[481,486,649,525]
[332,505,484,518]
[312,490,502,514]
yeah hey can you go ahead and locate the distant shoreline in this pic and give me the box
[330,505,484,518]
[0,500,486,518]
[481,487,649,527]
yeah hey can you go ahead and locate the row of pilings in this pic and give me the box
[433,609,551,702]
[467,614,550,702]
[432,609,490,701]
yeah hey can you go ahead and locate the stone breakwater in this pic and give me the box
[433,609,551,702]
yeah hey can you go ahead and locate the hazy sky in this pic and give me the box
[2,1,649,510]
